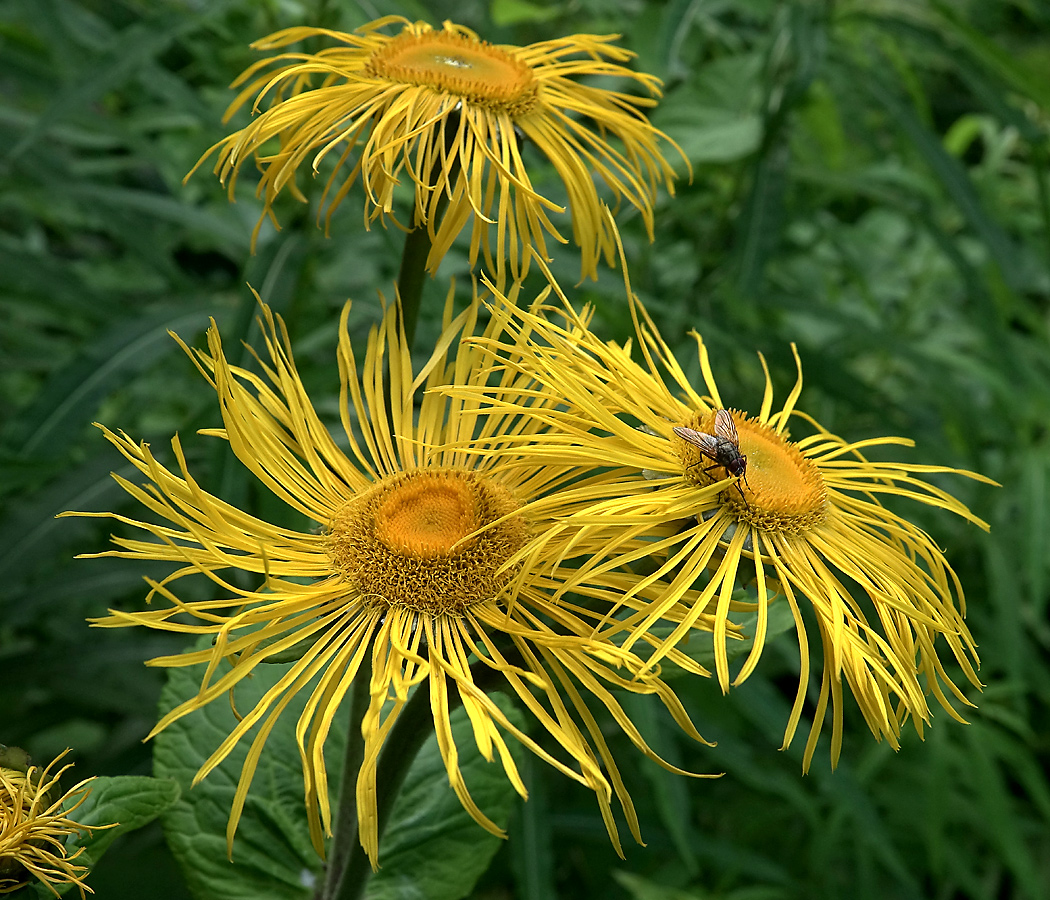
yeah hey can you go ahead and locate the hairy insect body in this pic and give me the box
[673,409,751,502]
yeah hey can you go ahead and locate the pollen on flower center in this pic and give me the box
[326,469,529,615]
[374,477,479,557]
[677,411,828,534]
[365,31,540,116]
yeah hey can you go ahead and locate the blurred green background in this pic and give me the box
[2,0,1049,897]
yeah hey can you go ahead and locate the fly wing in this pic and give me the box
[713,408,739,445]
[673,425,720,457]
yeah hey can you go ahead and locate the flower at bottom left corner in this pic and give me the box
[0,748,105,898]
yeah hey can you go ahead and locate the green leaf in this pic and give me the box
[508,753,555,900]
[16,776,181,898]
[963,724,1047,898]
[618,693,699,876]
[6,1,241,163]
[613,870,701,900]
[154,642,524,900]
[7,19,175,162]
[0,452,133,590]
[153,649,349,900]
[733,140,789,297]
[656,108,763,164]
[857,64,1023,293]
[1,307,210,458]
[64,183,248,256]
[931,1,1050,111]
[70,775,181,869]
[614,870,793,900]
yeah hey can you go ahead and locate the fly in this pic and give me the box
[673,408,750,502]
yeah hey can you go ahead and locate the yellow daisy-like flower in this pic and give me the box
[187,16,684,285]
[66,288,713,867]
[0,750,102,898]
[453,285,994,771]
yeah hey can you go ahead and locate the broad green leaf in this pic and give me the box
[15,776,181,898]
[154,645,347,900]
[154,642,523,900]
[70,775,182,869]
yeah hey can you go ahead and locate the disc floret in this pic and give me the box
[364,30,540,116]
[326,469,528,616]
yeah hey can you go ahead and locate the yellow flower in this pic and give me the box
[187,16,684,285]
[452,285,994,771]
[0,750,102,898]
[66,287,713,867]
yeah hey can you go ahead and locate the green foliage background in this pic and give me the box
[2,0,1049,897]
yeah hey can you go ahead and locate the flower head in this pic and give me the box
[452,284,994,770]
[0,750,102,898]
[67,287,712,866]
[187,16,684,285]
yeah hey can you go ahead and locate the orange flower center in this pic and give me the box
[366,30,540,116]
[374,476,479,558]
[326,469,528,615]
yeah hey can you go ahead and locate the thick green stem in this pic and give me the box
[321,662,503,900]
[316,671,369,900]
[395,159,456,350]
[395,225,433,351]
[332,682,435,900]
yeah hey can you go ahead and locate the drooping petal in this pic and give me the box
[187,18,686,285]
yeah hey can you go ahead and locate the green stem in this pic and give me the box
[317,671,369,900]
[395,157,456,350]
[333,682,435,900]
[322,661,503,900]
[395,225,433,351]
